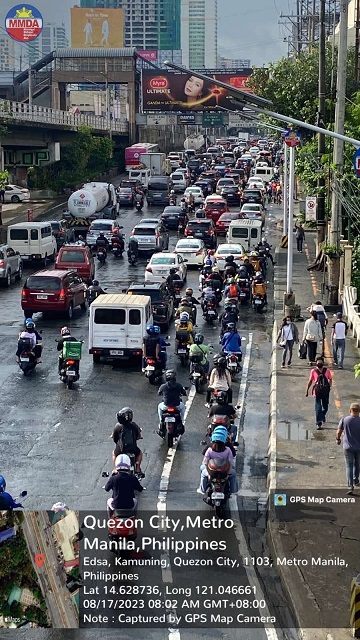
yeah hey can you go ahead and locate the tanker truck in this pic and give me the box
[63,182,119,238]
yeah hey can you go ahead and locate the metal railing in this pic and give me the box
[342,285,360,347]
[0,99,128,133]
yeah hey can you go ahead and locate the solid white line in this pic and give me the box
[268,320,278,492]
[235,332,253,443]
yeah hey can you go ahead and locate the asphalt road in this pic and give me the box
[0,200,296,640]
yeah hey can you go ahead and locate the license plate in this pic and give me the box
[165,417,176,422]
[212,492,224,500]
[178,349,186,354]
[110,349,124,355]
[240,292,246,297]
[67,370,77,377]
[154,194,161,198]
[141,239,152,242]
[208,310,216,315]
[229,363,237,368]
[20,357,29,362]
[37,294,48,300]
[145,366,155,372]
[192,372,201,378]
[255,299,262,305]
[157,270,167,274]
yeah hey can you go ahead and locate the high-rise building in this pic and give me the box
[80,0,123,6]
[27,23,69,64]
[181,0,217,69]
[0,35,15,72]
[220,57,251,69]
[123,0,158,49]
[158,0,181,50]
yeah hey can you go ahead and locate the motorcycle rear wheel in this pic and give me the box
[167,431,174,448]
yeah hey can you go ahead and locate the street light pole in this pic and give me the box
[286,145,296,293]
[283,142,288,235]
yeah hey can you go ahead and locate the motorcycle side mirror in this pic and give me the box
[101,471,110,478]
[19,490,27,498]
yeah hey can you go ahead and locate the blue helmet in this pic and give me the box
[0,475,6,492]
[211,427,228,443]
[25,318,35,329]
[146,324,156,335]
[153,326,161,334]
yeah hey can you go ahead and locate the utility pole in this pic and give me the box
[317,0,326,244]
[283,142,288,235]
[28,64,32,107]
[355,0,360,85]
[286,145,296,293]
[329,0,349,303]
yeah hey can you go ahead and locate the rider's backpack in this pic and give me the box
[118,424,137,452]
[313,368,330,399]
[229,284,237,298]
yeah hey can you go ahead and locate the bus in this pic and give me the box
[125,143,159,170]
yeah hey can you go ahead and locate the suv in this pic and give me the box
[117,187,135,207]
[55,245,95,284]
[204,195,228,222]
[170,172,187,192]
[86,220,120,247]
[160,206,188,230]
[241,189,264,206]
[130,222,169,253]
[126,282,174,329]
[49,220,75,249]
[0,244,23,287]
[185,219,217,249]
[21,269,87,319]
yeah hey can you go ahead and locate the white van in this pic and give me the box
[252,166,274,182]
[128,168,152,190]
[89,293,153,363]
[227,219,262,251]
[7,222,57,264]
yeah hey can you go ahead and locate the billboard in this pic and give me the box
[5,4,43,42]
[137,50,158,62]
[142,69,252,112]
[71,7,123,49]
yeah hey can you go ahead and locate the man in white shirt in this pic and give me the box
[331,312,348,369]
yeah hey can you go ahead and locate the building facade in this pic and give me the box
[27,23,68,65]
[181,0,217,69]
[0,36,15,72]
[220,57,251,69]
[80,0,123,6]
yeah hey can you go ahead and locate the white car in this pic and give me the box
[4,184,30,203]
[145,251,187,283]
[184,186,204,205]
[248,177,265,187]
[214,243,246,271]
[249,146,260,156]
[215,177,235,195]
[174,238,206,266]
[240,203,265,224]
[170,172,187,193]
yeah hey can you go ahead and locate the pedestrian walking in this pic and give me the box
[0,189,4,204]
[307,300,328,357]
[336,403,360,494]
[295,222,305,252]
[306,357,332,430]
[303,310,323,365]
[331,312,348,369]
[277,315,299,368]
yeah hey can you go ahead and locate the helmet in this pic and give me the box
[217,356,227,368]
[92,279,99,286]
[213,353,220,364]
[165,369,176,381]
[115,454,131,470]
[180,312,189,322]
[78,235,84,241]
[208,249,215,255]
[153,325,161,333]
[185,287,193,296]
[229,278,236,284]
[181,297,190,305]
[216,391,228,405]
[211,426,228,443]
[169,268,176,275]
[61,327,71,337]
[212,265,219,273]
[146,323,156,335]
[194,333,204,344]
[99,231,105,236]
[262,237,267,243]
[226,322,236,331]
[0,475,6,492]
[116,407,133,424]
[170,189,175,195]
[25,318,35,329]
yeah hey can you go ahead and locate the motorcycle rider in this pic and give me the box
[169,189,177,206]
[153,325,170,370]
[57,326,78,374]
[221,323,242,360]
[224,277,241,300]
[96,231,109,255]
[111,229,124,254]
[158,370,186,432]
[87,279,105,304]
[142,324,162,372]
[105,453,144,517]
[198,427,238,495]
[252,270,267,305]
[184,287,200,323]
[175,312,194,354]
[175,297,197,325]
[0,475,23,510]
[205,355,233,406]
[16,318,37,363]
[260,237,275,265]
[243,256,255,279]
[189,333,211,375]
[219,302,238,335]
[127,237,139,263]
[111,407,145,478]
[224,256,238,279]
[167,267,182,297]
[195,203,206,219]
[206,249,217,267]
[208,390,237,421]
[75,234,86,246]
[200,285,217,313]
[135,191,144,208]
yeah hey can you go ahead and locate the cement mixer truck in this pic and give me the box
[63,182,119,238]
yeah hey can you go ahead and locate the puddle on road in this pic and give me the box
[278,419,314,441]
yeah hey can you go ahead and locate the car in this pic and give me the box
[86,219,120,247]
[170,172,187,192]
[200,171,218,190]
[214,243,246,272]
[220,185,241,206]
[215,178,235,195]
[160,206,188,230]
[194,180,212,197]
[130,222,169,253]
[21,269,87,319]
[174,238,206,267]
[249,146,260,157]
[215,212,243,236]
[120,178,142,193]
[204,195,229,222]
[247,177,265,189]
[145,252,187,284]
[139,218,160,224]
[55,245,95,284]
[4,184,30,203]
[214,165,227,177]
[49,220,76,249]
[0,243,23,287]
[168,155,181,170]
[126,282,174,329]
[241,189,264,206]
[117,187,135,206]
[184,186,204,205]
[226,173,241,186]
[240,203,265,225]
[184,219,217,249]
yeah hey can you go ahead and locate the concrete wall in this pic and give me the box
[137,125,186,154]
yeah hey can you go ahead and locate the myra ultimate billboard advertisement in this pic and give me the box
[142,69,252,112]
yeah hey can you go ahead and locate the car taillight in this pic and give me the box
[0,261,4,267]
[59,288,66,300]
[21,287,28,299]
[146,267,152,273]
[230,355,236,361]
[209,230,214,234]
[67,360,76,365]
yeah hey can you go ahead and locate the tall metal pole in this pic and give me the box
[287,145,295,293]
[28,64,32,107]
[317,0,326,244]
[283,142,288,235]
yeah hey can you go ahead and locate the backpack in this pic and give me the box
[313,368,330,399]
[229,284,237,298]
[118,424,137,452]
[316,311,326,328]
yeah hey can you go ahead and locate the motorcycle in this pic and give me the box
[177,220,185,236]
[97,247,107,264]
[238,278,250,304]
[203,299,218,325]
[17,337,37,376]
[87,286,107,306]
[253,294,266,313]
[102,469,138,554]
[135,200,143,212]
[111,242,124,259]
[169,196,177,206]
[143,357,163,385]
[205,414,237,445]
[225,352,242,380]
[128,249,138,265]
[177,339,190,366]
[58,340,83,389]
[203,459,231,517]
[189,354,207,393]
[159,406,184,448]
[173,284,182,307]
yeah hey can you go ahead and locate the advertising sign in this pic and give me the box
[178,114,196,124]
[71,7,123,49]
[353,148,360,178]
[5,4,43,42]
[285,129,301,147]
[142,69,252,112]
[137,50,158,62]
[305,196,317,221]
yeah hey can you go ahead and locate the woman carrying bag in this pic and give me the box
[277,315,299,368]
[303,310,323,365]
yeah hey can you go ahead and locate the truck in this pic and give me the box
[125,143,159,171]
[237,132,250,142]
[140,152,167,176]
[63,182,119,239]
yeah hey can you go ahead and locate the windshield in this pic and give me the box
[59,250,86,263]
[151,256,175,265]
[188,222,210,229]
[133,227,156,236]
[218,246,243,255]
[177,241,201,249]
[128,289,161,301]
[148,182,168,191]
[207,202,225,209]
[171,175,183,180]
[26,276,61,290]
[50,222,60,231]
[90,223,112,231]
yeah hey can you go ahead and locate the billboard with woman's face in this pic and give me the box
[142,69,253,112]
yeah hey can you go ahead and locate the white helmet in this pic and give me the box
[255,270,262,277]
[115,454,131,470]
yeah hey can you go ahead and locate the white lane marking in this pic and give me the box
[268,320,278,492]
[229,332,280,640]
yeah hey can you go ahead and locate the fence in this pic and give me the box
[342,285,360,347]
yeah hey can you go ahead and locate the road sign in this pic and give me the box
[178,113,196,124]
[168,114,176,125]
[202,113,224,127]
[353,148,360,178]
[284,129,300,147]
[147,114,167,125]
[305,196,317,221]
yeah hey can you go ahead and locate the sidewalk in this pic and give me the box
[268,231,360,640]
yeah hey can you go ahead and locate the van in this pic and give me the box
[226,219,262,250]
[88,293,153,363]
[127,168,152,190]
[252,167,273,182]
[55,245,95,284]
[147,176,170,206]
[7,222,57,264]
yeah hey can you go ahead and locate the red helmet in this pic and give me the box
[208,249,215,255]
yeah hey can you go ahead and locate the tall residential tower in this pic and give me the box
[181,0,217,69]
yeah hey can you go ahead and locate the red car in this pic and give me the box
[204,196,228,222]
[215,212,243,236]
[21,269,87,319]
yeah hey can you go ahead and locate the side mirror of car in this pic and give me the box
[16,251,20,255]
